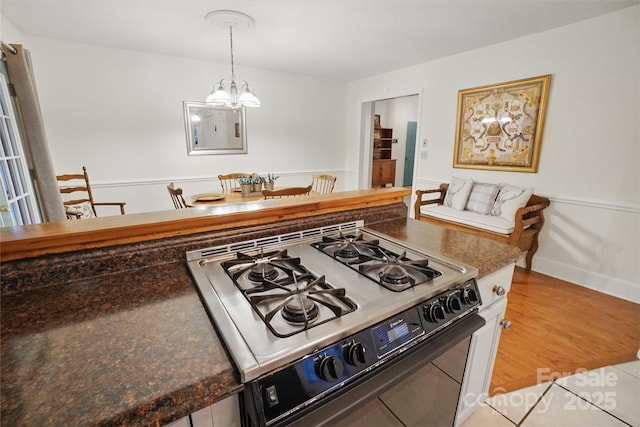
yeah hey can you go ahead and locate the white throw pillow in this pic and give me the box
[443,177,474,211]
[465,182,501,215]
[65,201,95,219]
[492,185,533,221]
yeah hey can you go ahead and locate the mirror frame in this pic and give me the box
[183,101,247,155]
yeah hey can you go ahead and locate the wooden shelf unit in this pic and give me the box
[372,125,396,187]
[373,127,393,160]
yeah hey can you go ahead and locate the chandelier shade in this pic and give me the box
[205,10,261,109]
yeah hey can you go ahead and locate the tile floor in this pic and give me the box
[461,360,640,427]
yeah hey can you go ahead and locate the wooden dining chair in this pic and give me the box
[56,166,126,219]
[218,173,251,194]
[262,184,313,199]
[166,183,192,209]
[311,174,336,194]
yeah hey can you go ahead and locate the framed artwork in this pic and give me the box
[453,74,551,172]
[374,114,381,128]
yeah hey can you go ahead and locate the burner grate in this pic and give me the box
[221,251,357,337]
[221,249,307,289]
[313,232,380,263]
[359,250,442,291]
[244,273,356,337]
[312,232,442,292]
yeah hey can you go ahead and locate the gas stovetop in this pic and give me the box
[186,221,478,382]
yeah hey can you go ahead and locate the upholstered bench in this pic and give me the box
[414,178,550,270]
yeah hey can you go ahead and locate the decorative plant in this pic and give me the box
[238,176,253,186]
[265,173,279,184]
[251,175,265,185]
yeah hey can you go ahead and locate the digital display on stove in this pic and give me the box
[372,308,424,357]
[386,322,410,342]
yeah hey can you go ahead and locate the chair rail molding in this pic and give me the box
[90,170,346,189]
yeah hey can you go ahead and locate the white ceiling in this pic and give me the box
[2,0,638,82]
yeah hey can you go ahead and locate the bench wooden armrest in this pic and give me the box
[414,183,448,218]
[510,195,550,244]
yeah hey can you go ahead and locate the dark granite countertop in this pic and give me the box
[0,261,241,426]
[0,215,521,427]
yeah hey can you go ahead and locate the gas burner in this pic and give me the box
[380,266,411,285]
[281,294,320,324]
[359,250,442,292]
[248,262,279,281]
[312,232,380,263]
[244,273,357,338]
[221,249,307,287]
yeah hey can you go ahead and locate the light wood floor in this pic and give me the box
[490,267,640,395]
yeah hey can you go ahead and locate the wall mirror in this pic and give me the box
[183,102,247,155]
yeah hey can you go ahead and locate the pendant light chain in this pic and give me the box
[229,26,236,83]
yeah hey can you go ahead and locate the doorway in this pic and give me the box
[370,95,419,189]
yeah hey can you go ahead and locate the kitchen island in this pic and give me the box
[0,188,521,426]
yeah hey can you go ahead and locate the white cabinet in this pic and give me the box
[190,394,241,427]
[455,264,515,426]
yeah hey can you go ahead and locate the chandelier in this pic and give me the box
[205,10,261,108]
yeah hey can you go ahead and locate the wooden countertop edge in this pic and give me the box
[1,188,410,261]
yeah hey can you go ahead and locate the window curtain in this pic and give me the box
[2,43,65,222]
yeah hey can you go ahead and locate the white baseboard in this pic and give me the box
[532,255,640,304]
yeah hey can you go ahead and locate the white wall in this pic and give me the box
[1,19,350,214]
[347,6,640,302]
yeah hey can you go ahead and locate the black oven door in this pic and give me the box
[242,313,484,427]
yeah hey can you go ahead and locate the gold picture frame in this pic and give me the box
[374,114,381,128]
[453,74,551,172]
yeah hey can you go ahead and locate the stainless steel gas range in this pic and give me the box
[187,221,485,427]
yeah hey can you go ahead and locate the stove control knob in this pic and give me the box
[446,294,461,313]
[316,355,344,382]
[345,342,368,367]
[461,288,479,305]
[423,302,445,323]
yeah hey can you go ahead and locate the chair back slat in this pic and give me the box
[62,198,91,206]
[311,174,336,194]
[166,183,192,209]
[218,173,251,194]
[59,186,90,194]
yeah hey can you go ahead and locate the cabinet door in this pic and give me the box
[381,161,396,186]
[372,160,396,187]
[455,297,508,426]
[371,161,382,187]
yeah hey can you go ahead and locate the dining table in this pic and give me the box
[189,189,266,205]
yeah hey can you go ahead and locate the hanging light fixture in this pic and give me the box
[205,10,261,108]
